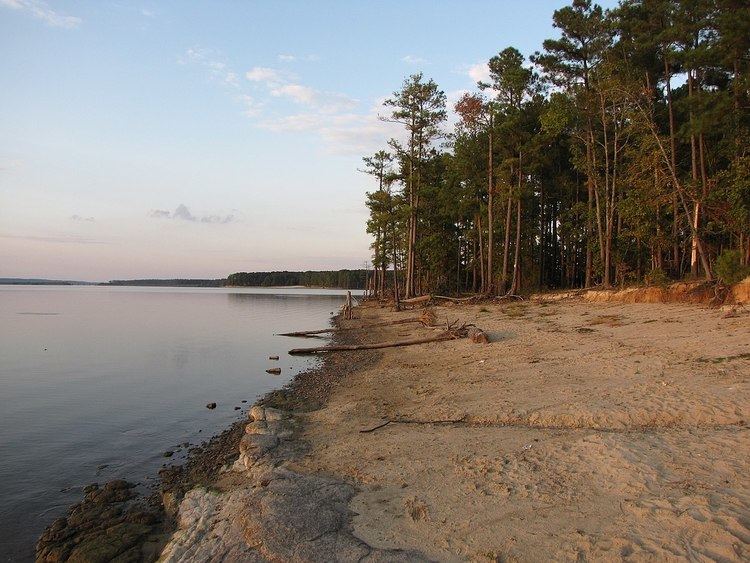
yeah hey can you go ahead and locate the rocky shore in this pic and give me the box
[36,313,428,562]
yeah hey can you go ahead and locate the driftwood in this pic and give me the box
[288,320,484,355]
[278,309,437,337]
[400,295,432,304]
[289,332,456,355]
[360,416,467,433]
[433,295,479,303]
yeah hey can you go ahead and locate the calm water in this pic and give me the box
[0,286,356,561]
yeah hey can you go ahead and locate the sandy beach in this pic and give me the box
[37,295,750,561]
[292,298,749,561]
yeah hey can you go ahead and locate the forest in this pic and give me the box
[226,270,367,289]
[363,0,749,300]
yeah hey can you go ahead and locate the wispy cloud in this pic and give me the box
[149,204,236,224]
[69,214,95,222]
[180,47,240,88]
[269,83,357,113]
[277,53,319,63]
[258,100,403,155]
[0,234,109,245]
[245,66,286,84]
[0,157,23,171]
[402,55,427,65]
[0,0,81,28]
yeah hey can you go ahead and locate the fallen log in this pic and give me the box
[278,309,436,337]
[433,295,478,303]
[288,332,455,355]
[399,295,432,307]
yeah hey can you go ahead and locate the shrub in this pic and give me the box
[714,250,750,285]
[644,267,669,287]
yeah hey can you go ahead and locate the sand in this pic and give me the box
[294,299,750,561]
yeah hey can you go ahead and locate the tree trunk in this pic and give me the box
[486,121,494,295]
[501,185,513,293]
[664,58,681,277]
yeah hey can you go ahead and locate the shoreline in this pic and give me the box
[36,294,750,561]
[35,310,403,562]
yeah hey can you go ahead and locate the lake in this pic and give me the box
[0,286,356,561]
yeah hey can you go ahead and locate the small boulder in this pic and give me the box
[269,355,279,361]
[264,407,289,421]
[249,405,265,421]
[206,402,217,409]
[266,368,282,375]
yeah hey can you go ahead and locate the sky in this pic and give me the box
[0,0,617,281]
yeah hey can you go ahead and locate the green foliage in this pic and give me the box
[714,250,750,285]
[226,271,367,289]
[644,268,670,287]
[361,0,750,296]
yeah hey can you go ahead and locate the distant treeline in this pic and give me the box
[0,278,94,285]
[106,279,225,287]
[226,270,367,289]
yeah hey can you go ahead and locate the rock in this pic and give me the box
[239,433,279,458]
[266,368,282,375]
[163,451,174,458]
[269,355,279,361]
[248,405,265,421]
[36,480,164,563]
[467,327,490,344]
[245,420,269,435]
[206,402,216,409]
[234,406,240,410]
[264,407,289,422]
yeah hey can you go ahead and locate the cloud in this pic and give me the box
[0,234,109,245]
[245,66,284,84]
[269,83,357,113]
[258,102,404,155]
[402,55,427,64]
[271,83,317,104]
[237,94,262,117]
[0,0,81,28]
[181,47,239,88]
[277,53,319,63]
[149,204,236,224]
[140,8,155,18]
[465,62,491,85]
[69,214,95,222]
[0,157,23,171]
[172,204,195,221]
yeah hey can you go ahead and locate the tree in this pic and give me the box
[382,73,447,297]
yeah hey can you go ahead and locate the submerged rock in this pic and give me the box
[36,480,166,563]
[206,402,216,409]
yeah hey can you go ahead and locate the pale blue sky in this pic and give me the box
[0,0,617,281]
